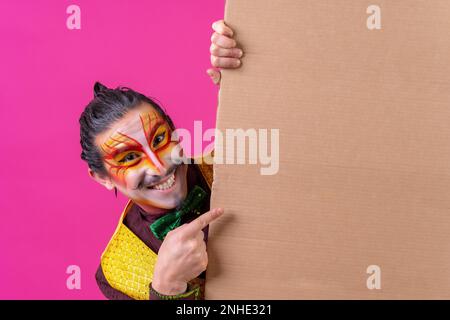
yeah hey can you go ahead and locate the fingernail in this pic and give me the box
[236,59,241,66]
[238,50,243,57]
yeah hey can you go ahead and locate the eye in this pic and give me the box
[118,152,141,164]
[153,131,166,148]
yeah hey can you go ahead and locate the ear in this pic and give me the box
[88,168,115,191]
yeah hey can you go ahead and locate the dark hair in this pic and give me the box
[79,82,175,176]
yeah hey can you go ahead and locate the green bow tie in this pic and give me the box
[149,185,207,241]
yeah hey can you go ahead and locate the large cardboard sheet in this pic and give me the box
[206,0,450,299]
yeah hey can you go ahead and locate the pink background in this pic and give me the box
[0,0,224,299]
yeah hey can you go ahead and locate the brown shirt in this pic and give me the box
[95,164,211,300]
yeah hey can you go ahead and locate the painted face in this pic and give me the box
[96,103,188,213]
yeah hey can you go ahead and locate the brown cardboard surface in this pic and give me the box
[206,0,450,299]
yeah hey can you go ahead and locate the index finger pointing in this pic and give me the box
[212,20,234,37]
[185,208,224,235]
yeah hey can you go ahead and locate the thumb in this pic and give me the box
[207,68,221,85]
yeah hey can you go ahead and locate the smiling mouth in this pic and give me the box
[146,172,176,191]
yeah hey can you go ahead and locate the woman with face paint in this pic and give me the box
[78,20,243,300]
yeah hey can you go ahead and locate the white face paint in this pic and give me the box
[96,103,188,214]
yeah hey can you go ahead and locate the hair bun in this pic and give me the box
[93,82,108,97]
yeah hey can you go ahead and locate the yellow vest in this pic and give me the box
[100,156,214,300]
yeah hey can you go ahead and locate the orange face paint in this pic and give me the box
[96,103,188,213]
